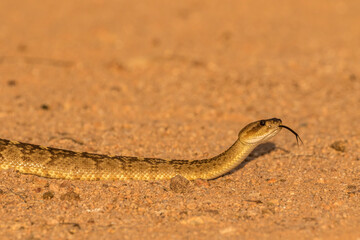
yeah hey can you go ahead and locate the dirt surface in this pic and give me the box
[0,0,360,239]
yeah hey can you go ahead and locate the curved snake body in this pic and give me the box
[0,118,300,180]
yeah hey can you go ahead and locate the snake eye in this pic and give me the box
[259,120,265,126]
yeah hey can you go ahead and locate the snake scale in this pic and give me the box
[0,118,301,180]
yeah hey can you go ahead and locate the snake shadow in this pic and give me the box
[221,142,276,178]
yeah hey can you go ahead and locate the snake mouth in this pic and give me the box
[279,125,303,145]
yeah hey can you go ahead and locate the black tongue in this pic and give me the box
[279,125,303,145]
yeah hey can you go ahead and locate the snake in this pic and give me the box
[0,118,301,180]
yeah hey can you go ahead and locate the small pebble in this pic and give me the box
[60,191,81,201]
[87,219,95,224]
[330,140,347,152]
[40,104,50,110]
[170,175,190,193]
[349,74,357,81]
[7,79,17,86]
[267,178,277,183]
[43,191,55,200]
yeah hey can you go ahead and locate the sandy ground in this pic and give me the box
[0,0,360,239]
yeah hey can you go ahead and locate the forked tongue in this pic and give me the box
[279,125,303,145]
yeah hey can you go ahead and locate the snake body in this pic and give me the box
[0,118,299,180]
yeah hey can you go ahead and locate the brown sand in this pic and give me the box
[0,0,359,239]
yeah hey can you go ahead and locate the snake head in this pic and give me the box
[238,118,283,144]
[238,118,302,145]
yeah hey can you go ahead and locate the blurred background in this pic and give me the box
[1,0,359,129]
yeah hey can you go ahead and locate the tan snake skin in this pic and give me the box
[0,118,300,180]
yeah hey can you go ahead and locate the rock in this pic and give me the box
[170,175,190,193]
[60,191,81,201]
[267,178,277,183]
[330,140,347,152]
[42,191,55,200]
[347,185,357,191]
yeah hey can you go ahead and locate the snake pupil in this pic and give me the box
[260,120,265,126]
